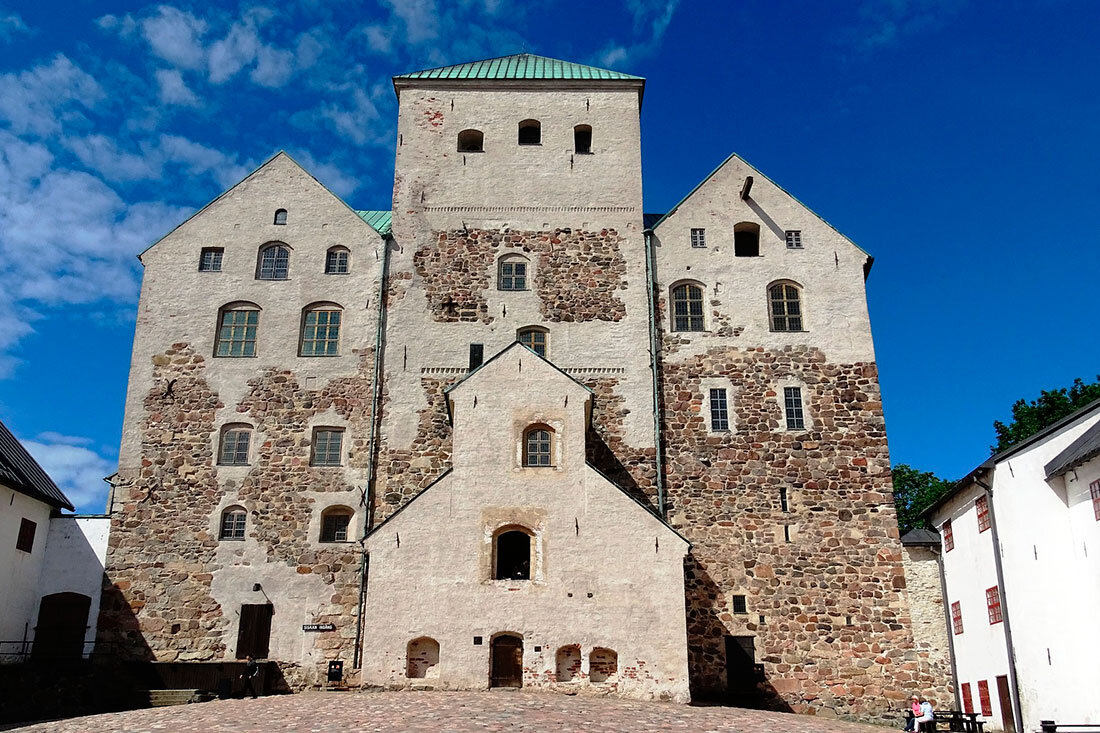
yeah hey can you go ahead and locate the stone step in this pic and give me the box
[143,689,214,707]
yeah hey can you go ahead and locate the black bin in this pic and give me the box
[328,660,344,683]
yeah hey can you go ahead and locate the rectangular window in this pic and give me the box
[1091,479,1100,521]
[783,524,791,542]
[216,309,258,357]
[977,680,992,717]
[732,595,747,614]
[219,429,251,466]
[785,230,803,249]
[321,512,351,542]
[986,585,1003,625]
[780,487,789,512]
[199,247,224,272]
[961,682,974,714]
[943,519,954,551]
[709,388,730,431]
[220,511,246,540]
[469,343,484,370]
[976,494,991,532]
[783,387,805,430]
[311,428,344,466]
[16,518,36,553]
[951,601,963,635]
[301,310,341,356]
[500,261,527,291]
[690,228,706,248]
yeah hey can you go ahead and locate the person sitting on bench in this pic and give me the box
[915,696,935,731]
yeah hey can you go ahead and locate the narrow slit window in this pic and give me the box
[671,283,705,332]
[199,247,224,272]
[951,601,963,635]
[574,124,592,153]
[1092,479,1100,521]
[783,386,805,430]
[976,495,991,532]
[785,230,803,249]
[769,282,803,332]
[690,228,706,248]
[311,428,344,466]
[709,388,729,431]
[780,487,789,512]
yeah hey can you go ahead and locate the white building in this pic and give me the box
[926,398,1100,732]
[0,418,109,663]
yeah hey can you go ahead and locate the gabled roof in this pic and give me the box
[1045,418,1100,479]
[444,341,594,397]
[395,53,643,81]
[900,527,940,547]
[0,419,73,511]
[356,210,392,236]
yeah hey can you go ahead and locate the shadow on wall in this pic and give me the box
[96,570,156,663]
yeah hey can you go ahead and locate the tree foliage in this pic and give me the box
[891,464,954,535]
[991,376,1100,454]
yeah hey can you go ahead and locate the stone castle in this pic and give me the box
[98,54,950,721]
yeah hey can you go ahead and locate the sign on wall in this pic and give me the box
[302,623,336,632]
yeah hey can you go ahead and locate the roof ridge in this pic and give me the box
[394,53,643,82]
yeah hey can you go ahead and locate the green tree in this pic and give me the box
[891,464,955,535]
[991,376,1100,454]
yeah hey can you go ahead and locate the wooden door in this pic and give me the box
[236,604,273,659]
[996,675,1016,733]
[490,635,523,688]
[32,592,91,661]
[725,635,759,693]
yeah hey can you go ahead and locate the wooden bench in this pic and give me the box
[915,711,985,732]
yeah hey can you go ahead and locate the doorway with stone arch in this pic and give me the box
[489,633,523,688]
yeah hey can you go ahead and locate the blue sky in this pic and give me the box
[1,0,1098,513]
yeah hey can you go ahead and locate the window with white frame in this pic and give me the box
[709,388,729,431]
[311,428,344,466]
[523,427,553,467]
[785,230,803,249]
[783,386,805,430]
[257,243,290,280]
[690,228,706,248]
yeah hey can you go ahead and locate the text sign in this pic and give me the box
[302,623,336,632]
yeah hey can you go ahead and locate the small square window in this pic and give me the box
[709,388,729,431]
[320,511,351,542]
[312,428,344,466]
[690,228,706,248]
[16,518,36,553]
[473,636,483,645]
[785,230,803,249]
[732,595,747,614]
[199,247,224,272]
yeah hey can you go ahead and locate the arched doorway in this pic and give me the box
[32,592,91,661]
[490,634,523,688]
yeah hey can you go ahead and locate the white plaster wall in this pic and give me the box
[651,155,876,365]
[0,486,52,659]
[33,516,109,655]
[361,347,690,701]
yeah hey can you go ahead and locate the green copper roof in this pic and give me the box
[395,53,643,82]
[356,210,392,236]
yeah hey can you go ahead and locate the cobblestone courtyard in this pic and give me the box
[15,690,894,732]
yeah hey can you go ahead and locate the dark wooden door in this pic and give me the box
[490,635,523,688]
[996,675,1016,733]
[32,592,91,661]
[236,604,273,659]
[725,635,757,692]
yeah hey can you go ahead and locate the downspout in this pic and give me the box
[974,475,1025,732]
[353,234,391,670]
[643,230,666,517]
[931,543,962,711]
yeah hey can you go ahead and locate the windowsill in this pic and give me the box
[220,537,245,542]
[458,149,484,153]
[497,288,530,292]
[214,354,258,358]
[522,465,556,469]
[299,354,343,358]
[575,151,594,155]
[198,270,223,274]
[217,464,251,468]
[518,143,542,147]
[769,329,807,333]
[256,278,290,282]
[324,272,350,276]
[671,330,710,335]
[319,540,354,545]
[311,465,345,469]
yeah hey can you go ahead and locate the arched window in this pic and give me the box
[517,326,548,358]
[215,302,260,357]
[325,246,349,274]
[220,506,247,540]
[769,281,804,332]
[218,424,252,465]
[493,527,532,580]
[589,648,618,683]
[457,129,483,152]
[670,283,705,332]
[320,506,353,543]
[518,119,541,145]
[574,124,592,154]
[555,645,581,682]
[257,242,290,280]
[734,222,760,257]
[406,637,440,679]
[498,255,528,291]
[273,209,287,225]
[300,302,342,356]
[523,426,553,467]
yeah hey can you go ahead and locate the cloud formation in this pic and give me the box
[23,435,115,512]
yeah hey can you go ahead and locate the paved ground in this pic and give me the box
[14,690,893,732]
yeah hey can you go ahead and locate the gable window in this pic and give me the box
[734,222,760,257]
[311,428,344,467]
[518,119,541,145]
[218,425,252,466]
[1091,479,1100,521]
[301,304,342,356]
[574,124,592,153]
[273,209,287,225]
[16,518,36,553]
[769,281,804,332]
[785,230,803,249]
[457,129,483,152]
[325,247,349,274]
[976,494,991,532]
[690,228,706,248]
[494,527,532,580]
[215,303,260,357]
[732,595,747,614]
[977,680,992,717]
[709,388,730,431]
[783,386,805,430]
[498,256,528,291]
[320,507,352,542]
[523,426,552,467]
[518,327,548,358]
[951,601,963,635]
[961,682,974,714]
[943,519,954,551]
[199,247,224,272]
[220,506,247,540]
[671,282,705,332]
[986,585,1003,625]
[257,243,290,280]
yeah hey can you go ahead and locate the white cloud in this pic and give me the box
[22,437,115,512]
[363,24,394,53]
[290,150,359,198]
[0,54,104,136]
[155,67,201,106]
[384,0,440,45]
[252,44,296,87]
[853,0,967,51]
[141,5,208,69]
[0,10,28,39]
[594,0,679,68]
[68,134,158,181]
[36,431,94,446]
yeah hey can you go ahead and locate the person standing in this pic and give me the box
[241,655,259,699]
